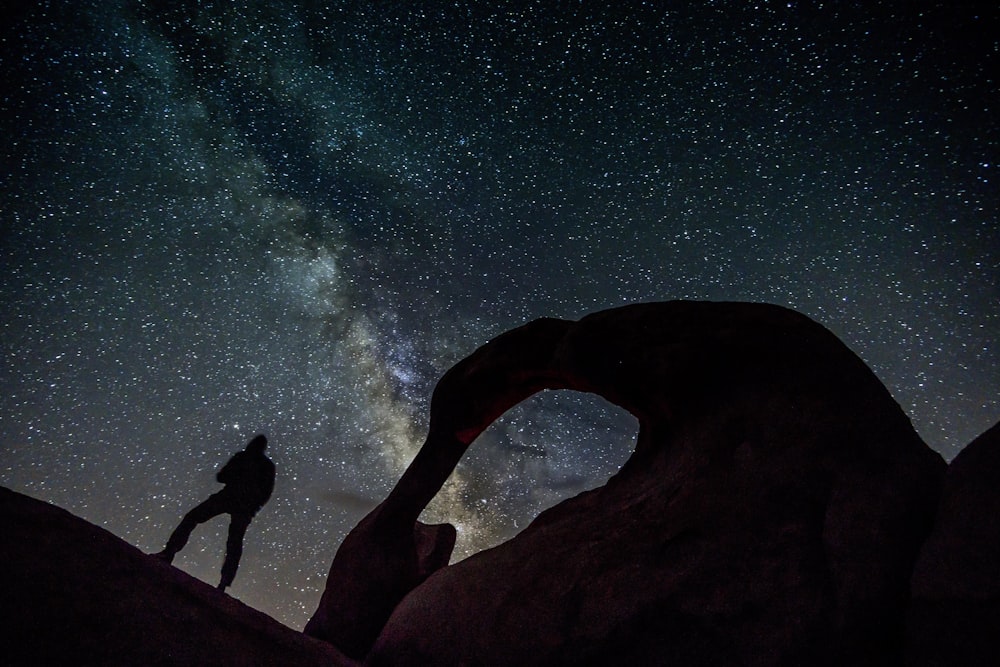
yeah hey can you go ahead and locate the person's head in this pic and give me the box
[246,434,268,453]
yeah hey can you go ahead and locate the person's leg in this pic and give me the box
[218,512,253,590]
[158,494,227,562]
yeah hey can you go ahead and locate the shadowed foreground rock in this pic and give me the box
[0,486,350,666]
[307,301,947,665]
[907,421,1000,666]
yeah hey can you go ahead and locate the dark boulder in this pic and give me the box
[907,421,1000,666]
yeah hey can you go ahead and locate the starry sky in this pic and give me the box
[2,1,997,629]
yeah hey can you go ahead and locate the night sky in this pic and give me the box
[2,1,997,628]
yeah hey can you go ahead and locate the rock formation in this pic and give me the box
[0,486,351,666]
[7,301,990,664]
[907,421,1000,666]
[306,301,947,665]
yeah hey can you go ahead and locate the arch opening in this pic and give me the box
[421,389,638,560]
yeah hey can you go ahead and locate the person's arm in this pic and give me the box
[216,452,242,483]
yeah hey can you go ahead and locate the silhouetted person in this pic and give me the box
[155,434,275,591]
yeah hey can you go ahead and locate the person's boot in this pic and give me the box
[152,549,175,564]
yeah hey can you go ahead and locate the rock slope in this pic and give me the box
[0,486,350,666]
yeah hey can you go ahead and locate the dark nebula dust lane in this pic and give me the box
[1,1,997,628]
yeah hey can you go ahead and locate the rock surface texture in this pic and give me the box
[907,421,1000,666]
[307,301,948,665]
[0,486,351,666]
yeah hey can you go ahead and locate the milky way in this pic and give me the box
[2,2,997,627]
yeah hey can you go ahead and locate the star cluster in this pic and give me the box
[1,1,997,628]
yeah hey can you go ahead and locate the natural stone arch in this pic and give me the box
[305,301,945,664]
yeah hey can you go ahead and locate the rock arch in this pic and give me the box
[306,301,945,664]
